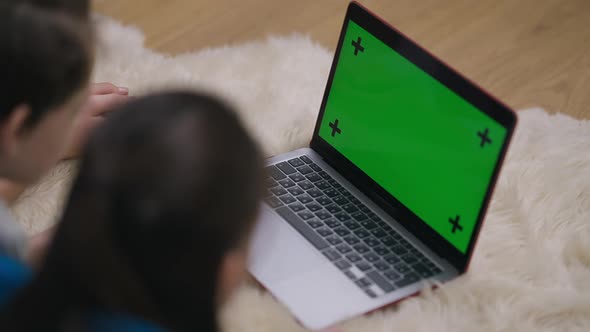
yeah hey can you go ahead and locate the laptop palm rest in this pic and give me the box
[249,207,328,283]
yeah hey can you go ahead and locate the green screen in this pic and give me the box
[319,20,507,253]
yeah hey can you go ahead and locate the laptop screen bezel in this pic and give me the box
[310,1,517,272]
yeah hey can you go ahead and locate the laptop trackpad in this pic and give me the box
[248,207,328,283]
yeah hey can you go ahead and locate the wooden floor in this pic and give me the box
[94,0,590,119]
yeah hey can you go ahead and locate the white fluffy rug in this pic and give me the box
[12,16,590,332]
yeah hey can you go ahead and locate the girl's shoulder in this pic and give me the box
[86,312,166,332]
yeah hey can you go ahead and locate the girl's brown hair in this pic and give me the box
[0,1,92,128]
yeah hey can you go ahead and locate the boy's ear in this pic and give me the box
[217,249,248,305]
[0,104,31,157]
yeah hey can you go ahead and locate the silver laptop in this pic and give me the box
[249,2,517,330]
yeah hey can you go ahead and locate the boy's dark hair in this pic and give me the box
[6,0,90,17]
[0,2,92,129]
[1,92,265,332]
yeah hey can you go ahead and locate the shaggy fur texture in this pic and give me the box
[12,16,590,331]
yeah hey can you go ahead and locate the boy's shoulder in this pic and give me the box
[0,201,27,260]
[0,201,30,307]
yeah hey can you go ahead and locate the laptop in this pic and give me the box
[249,2,517,330]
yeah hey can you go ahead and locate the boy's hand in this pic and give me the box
[0,178,26,204]
[63,83,130,159]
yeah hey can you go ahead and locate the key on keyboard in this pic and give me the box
[276,162,296,175]
[288,158,305,168]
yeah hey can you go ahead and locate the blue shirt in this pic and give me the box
[0,256,164,332]
[87,312,166,332]
[0,255,32,307]
[0,199,29,305]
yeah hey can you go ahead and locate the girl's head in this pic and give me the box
[0,1,92,184]
[7,92,265,331]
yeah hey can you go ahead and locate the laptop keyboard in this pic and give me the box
[264,155,442,299]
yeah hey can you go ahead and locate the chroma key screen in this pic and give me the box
[319,20,508,253]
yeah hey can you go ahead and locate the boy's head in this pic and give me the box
[42,92,265,331]
[0,2,92,184]
[5,0,89,17]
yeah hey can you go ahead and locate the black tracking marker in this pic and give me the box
[329,119,342,137]
[352,37,365,56]
[477,128,492,148]
[449,215,463,234]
